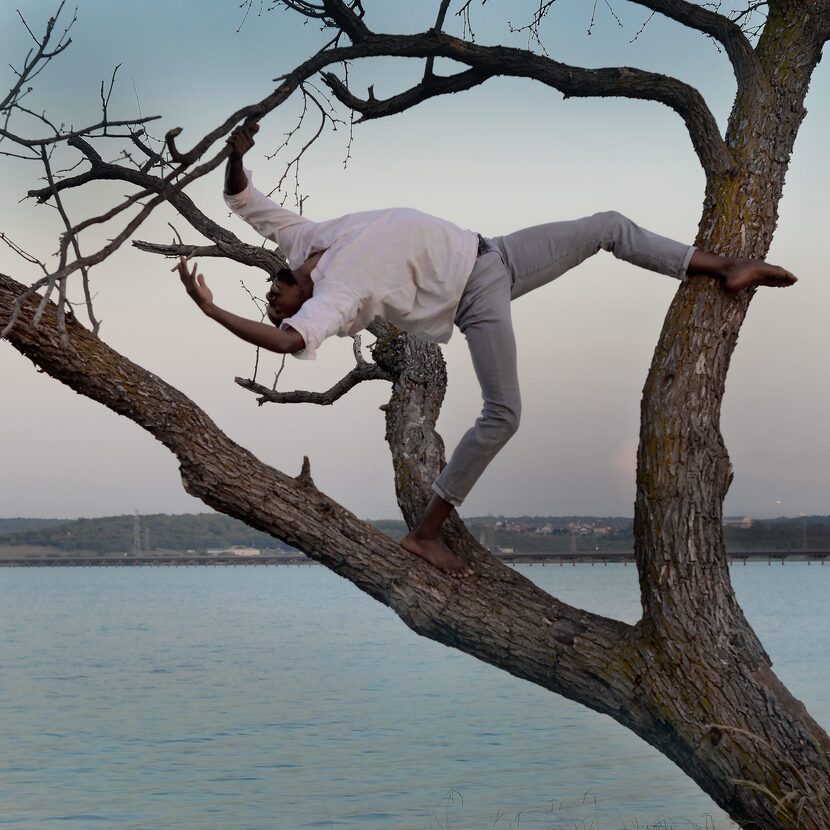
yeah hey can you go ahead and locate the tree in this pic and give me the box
[2,2,829,827]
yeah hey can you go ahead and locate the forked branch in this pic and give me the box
[321,66,493,122]
[131,240,287,277]
[235,340,393,405]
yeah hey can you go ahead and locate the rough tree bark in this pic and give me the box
[2,2,830,828]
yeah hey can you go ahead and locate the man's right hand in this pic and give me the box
[224,122,259,195]
[227,122,259,159]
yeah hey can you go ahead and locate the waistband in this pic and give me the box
[476,234,497,257]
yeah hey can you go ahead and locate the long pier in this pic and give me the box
[2,551,829,567]
[496,550,830,565]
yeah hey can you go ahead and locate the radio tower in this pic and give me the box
[133,511,142,554]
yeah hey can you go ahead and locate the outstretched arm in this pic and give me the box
[177,258,305,354]
[222,122,312,256]
[224,123,258,196]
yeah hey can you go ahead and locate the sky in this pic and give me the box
[1,0,827,522]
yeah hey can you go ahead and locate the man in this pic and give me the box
[178,122,796,578]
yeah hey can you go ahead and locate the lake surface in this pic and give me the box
[1,562,827,830]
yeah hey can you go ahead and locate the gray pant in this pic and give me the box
[431,211,695,507]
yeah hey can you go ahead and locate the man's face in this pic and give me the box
[265,252,322,326]
[265,270,305,325]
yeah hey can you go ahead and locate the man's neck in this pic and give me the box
[297,271,314,302]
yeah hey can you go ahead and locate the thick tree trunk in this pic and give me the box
[632,5,830,827]
[371,295,830,829]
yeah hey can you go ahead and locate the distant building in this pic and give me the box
[225,547,261,557]
[723,517,753,529]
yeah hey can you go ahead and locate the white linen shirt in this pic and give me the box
[224,171,479,359]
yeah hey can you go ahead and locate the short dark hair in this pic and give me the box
[268,267,297,286]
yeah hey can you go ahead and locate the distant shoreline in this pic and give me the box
[3,550,830,567]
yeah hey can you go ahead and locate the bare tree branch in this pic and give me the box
[265,84,345,206]
[423,0,453,79]
[0,2,75,116]
[0,232,49,275]
[313,29,732,175]
[235,359,392,405]
[131,239,287,276]
[628,0,764,91]
[322,66,493,123]
[6,36,388,331]
[0,115,161,147]
[37,145,98,337]
[318,0,370,41]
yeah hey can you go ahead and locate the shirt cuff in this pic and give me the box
[280,320,316,360]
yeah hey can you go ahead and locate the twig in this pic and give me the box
[100,63,121,133]
[272,353,287,391]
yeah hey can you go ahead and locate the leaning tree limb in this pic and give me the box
[0,266,639,720]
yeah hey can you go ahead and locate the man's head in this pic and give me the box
[265,251,322,326]
[265,268,305,325]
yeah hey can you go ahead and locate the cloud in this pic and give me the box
[612,438,639,477]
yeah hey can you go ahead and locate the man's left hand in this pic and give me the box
[177,257,213,312]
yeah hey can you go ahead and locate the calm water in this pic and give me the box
[1,562,828,830]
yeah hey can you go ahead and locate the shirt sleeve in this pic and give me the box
[280,284,360,361]
[223,169,313,262]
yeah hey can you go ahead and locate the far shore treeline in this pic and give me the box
[2,513,830,558]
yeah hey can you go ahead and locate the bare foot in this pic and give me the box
[400,533,475,578]
[722,259,797,294]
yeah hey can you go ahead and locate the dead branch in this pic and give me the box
[235,355,392,405]
[0,115,161,148]
[0,2,75,116]
[131,240,287,276]
[0,232,49,275]
[423,0,453,78]
[321,66,493,123]
[266,84,344,205]
[37,145,99,337]
[99,64,121,134]
[318,0,370,41]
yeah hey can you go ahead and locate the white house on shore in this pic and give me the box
[723,516,754,529]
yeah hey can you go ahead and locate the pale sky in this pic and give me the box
[1,1,827,521]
